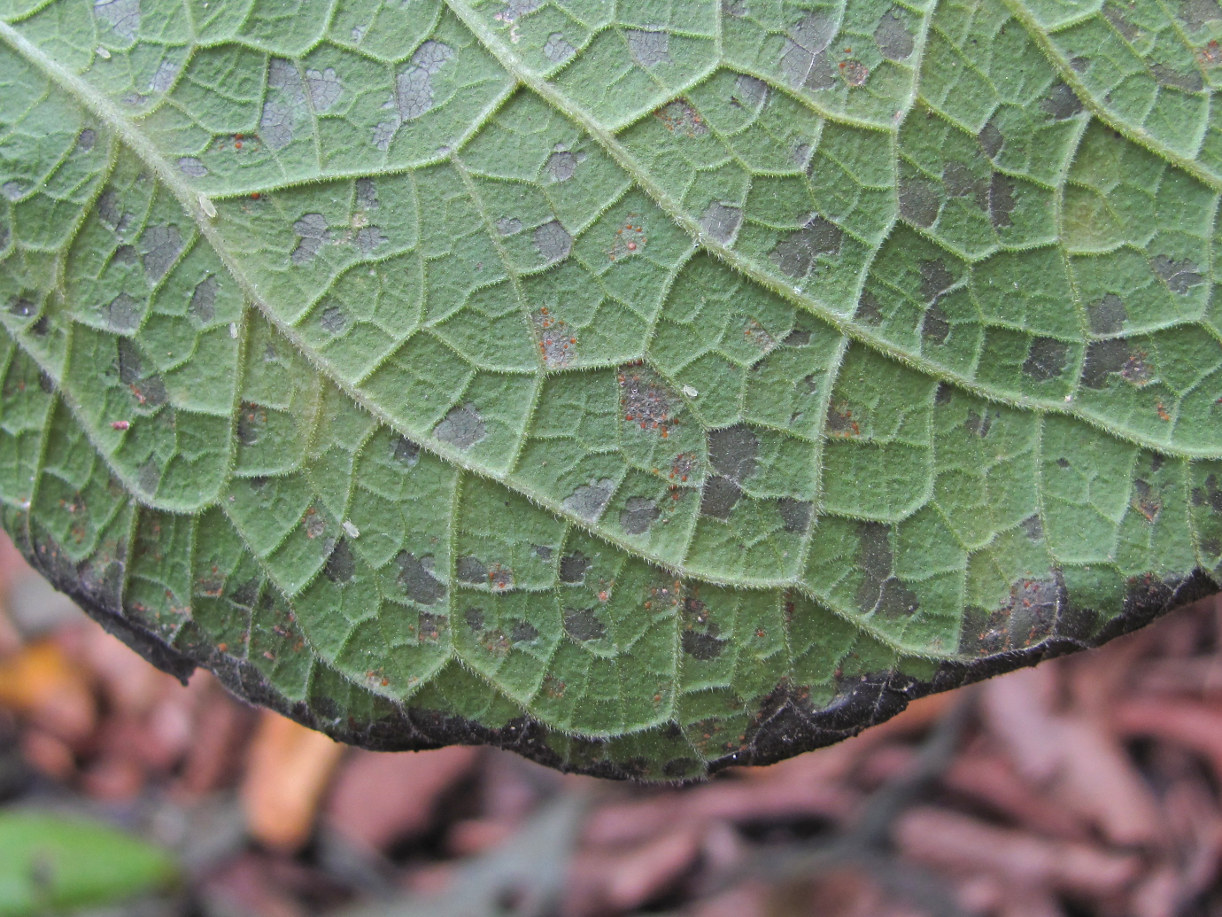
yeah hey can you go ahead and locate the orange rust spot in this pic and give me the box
[1157,401,1171,422]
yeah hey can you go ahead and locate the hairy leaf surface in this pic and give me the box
[1,0,1220,779]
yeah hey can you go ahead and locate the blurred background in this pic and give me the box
[2,528,1222,917]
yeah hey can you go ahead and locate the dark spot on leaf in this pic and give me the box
[533,544,553,560]
[921,304,950,344]
[190,276,217,323]
[434,403,486,450]
[1152,255,1204,294]
[1181,0,1222,29]
[899,178,940,228]
[396,552,446,605]
[654,99,708,136]
[1152,63,1204,91]
[456,555,487,583]
[919,260,955,303]
[618,366,676,436]
[76,129,97,152]
[1087,294,1127,334]
[1022,515,1044,540]
[1080,338,1130,388]
[117,337,142,384]
[236,401,266,446]
[943,161,988,209]
[699,202,743,244]
[140,225,182,281]
[769,216,842,278]
[391,435,420,466]
[1056,457,1071,468]
[682,628,727,660]
[559,553,590,583]
[700,475,741,519]
[465,607,485,631]
[856,523,919,617]
[1022,337,1070,381]
[325,539,355,583]
[1040,82,1084,120]
[564,606,606,641]
[7,296,34,317]
[621,496,659,535]
[988,172,1016,229]
[320,306,347,334]
[356,178,379,209]
[874,10,914,59]
[1133,479,1162,522]
[783,325,812,346]
[855,291,883,325]
[511,620,538,644]
[533,220,571,264]
[97,190,129,234]
[777,498,812,533]
[959,574,1067,656]
[964,410,996,437]
[978,120,1003,159]
[418,611,445,641]
[564,479,614,520]
[354,226,387,254]
[708,424,759,482]
[105,293,141,333]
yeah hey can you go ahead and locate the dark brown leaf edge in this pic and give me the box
[9,519,1217,782]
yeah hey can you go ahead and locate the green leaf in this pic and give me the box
[1,0,1219,781]
[0,811,177,916]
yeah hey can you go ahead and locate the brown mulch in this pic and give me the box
[2,530,1221,916]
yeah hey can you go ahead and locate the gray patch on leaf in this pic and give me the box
[1181,0,1222,29]
[964,410,996,437]
[354,226,387,254]
[138,460,161,495]
[733,73,769,109]
[543,32,576,63]
[1080,338,1135,388]
[105,293,141,332]
[306,68,342,111]
[534,220,572,264]
[780,12,838,89]
[97,190,129,234]
[874,10,914,59]
[434,403,486,450]
[627,30,671,68]
[777,497,812,533]
[375,41,456,149]
[769,216,842,278]
[94,0,139,40]
[320,306,347,334]
[1022,337,1070,381]
[708,424,759,482]
[356,178,379,210]
[324,539,355,583]
[2,181,23,201]
[396,552,446,604]
[495,217,523,235]
[699,202,742,244]
[654,99,708,136]
[511,620,538,643]
[456,555,487,583]
[1040,82,1084,120]
[391,435,420,466]
[8,297,34,317]
[942,161,988,209]
[563,479,614,521]
[262,58,308,151]
[1152,63,1204,91]
[621,497,659,535]
[177,157,207,177]
[1152,255,1204,293]
[700,476,741,519]
[856,291,883,325]
[1021,514,1044,540]
[1088,294,1127,334]
[189,276,217,323]
[77,129,97,152]
[919,260,956,303]
[559,553,590,583]
[499,0,542,20]
[140,225,182,281]
[291,213,331,265]
[117,337,143,383]
[564,606,606,641]
[150,59,179,93]
[546,150,579,183]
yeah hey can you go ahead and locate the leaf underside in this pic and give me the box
[1,0,1220,780]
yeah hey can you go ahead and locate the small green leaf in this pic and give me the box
[1,0,1219,780]
[0,811,178,916]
